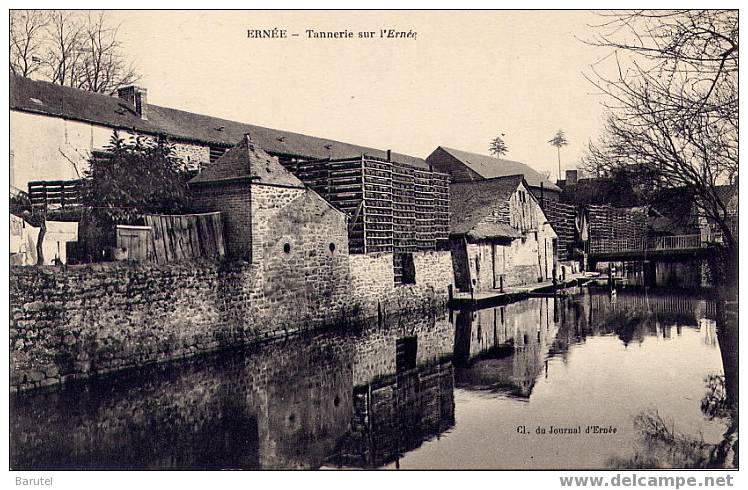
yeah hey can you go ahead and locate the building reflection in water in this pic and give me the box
[452,297,557,398]
[10,313,455,470]
[11,288,719,470]
[452,289,717,400]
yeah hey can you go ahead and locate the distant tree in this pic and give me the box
[489,134,509,157]
[10,10,140,94]
[548,129,569,181]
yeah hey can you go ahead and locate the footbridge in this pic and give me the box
[588,234,714,262]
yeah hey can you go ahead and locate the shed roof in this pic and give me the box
[429,146,560,192]
[189,135,304,187]
[10,74,429,169]
[449,175,525,239]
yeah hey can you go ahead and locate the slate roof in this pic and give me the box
[559,177,639,207]
[10,74,429,169]
[428,146,561,192]
[449,175,524,239]
[189,135,304,188]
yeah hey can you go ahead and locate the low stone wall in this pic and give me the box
[10,251,453,392]
[349,251,453,318]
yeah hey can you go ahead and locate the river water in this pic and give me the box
[10,287,730,470]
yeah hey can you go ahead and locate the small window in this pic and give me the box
[283,243,291,253]
[329,243,336,253]
[393,252,416,285]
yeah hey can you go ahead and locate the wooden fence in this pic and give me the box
[144,212,225,264]
[28,179,83,208]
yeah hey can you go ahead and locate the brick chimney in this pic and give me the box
[565,169,578,185]
[117,86,148,120]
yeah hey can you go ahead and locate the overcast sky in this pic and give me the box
[108,10,611,180]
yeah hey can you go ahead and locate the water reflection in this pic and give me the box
[11,315,455,470]
[453,298,556,398]
[10,288,730,470]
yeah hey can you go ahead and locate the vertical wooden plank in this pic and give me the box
[173,215,182,260]
[182,215,190,259]
[206,213,217,257]
[155,217,167,264]
[197,214,210,258]
[162,216,174,263]
[150,216,164,264]
[175,216,185,261]
[177,216,186,259]
[195,215,202,258]
[144,216,157,262]
[189,215,200,258]
[137,229,147,261]
[186,216,196,258]
[214,212,226,258]
[203,214,215,258]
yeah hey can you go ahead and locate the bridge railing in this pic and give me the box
[590,234,705,254]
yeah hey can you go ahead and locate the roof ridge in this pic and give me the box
[441,145,525,164]
[11,73,430,169]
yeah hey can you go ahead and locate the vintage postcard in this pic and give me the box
[7,7,739,481]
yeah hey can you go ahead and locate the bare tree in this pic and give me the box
[582,10,738,286]
[549,129,569,181]
[9,10,49,77]
[78,12,140,94]
[10,10,140,94]
[44,10,84,88]
[489,133,509,157]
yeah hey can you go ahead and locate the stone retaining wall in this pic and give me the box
[10,250,453,392]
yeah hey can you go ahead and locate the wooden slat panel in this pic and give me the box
[143,212,225,263]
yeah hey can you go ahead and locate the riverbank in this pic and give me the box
[449,272,596,309]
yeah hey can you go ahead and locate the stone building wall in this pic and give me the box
[170,142,210,171]
[9,259,358,392]
[249,184,307,266]
[252,187,352,331]
[465,241,494,291]
[413,251,454,295]
[450,180,557,293]
[460,232,555,293]
[191,181,253,260]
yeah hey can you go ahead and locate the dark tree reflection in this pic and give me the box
[610,293,738,469]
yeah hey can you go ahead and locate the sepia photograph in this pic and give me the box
[6,7,739,477]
